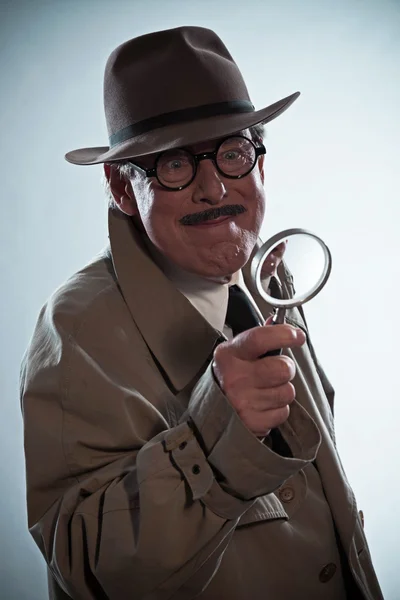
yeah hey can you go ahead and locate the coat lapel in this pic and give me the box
[108,208,221,393]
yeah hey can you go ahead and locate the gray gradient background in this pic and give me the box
[1,0,399,598]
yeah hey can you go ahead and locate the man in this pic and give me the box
[21,26,383,599]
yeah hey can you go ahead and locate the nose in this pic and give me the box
[192,159,227,205]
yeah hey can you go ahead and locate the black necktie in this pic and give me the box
[226,285,262,336]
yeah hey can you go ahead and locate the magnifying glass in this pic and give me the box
[250,228,332,356]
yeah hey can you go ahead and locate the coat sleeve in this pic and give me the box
[21,292,321,600]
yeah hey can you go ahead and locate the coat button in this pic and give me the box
[279,486,295,503]
[319,563,337,583]
[192,464,201,475]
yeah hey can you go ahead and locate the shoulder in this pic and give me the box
[26,249,132,357]
[46,249,125,332]
[21,249,140,389]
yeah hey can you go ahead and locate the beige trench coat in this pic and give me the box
[21,209,384,600]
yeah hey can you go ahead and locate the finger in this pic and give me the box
[245,382,296,410]
[253,355,296,388]
[243,405,291,435]
[232,324,306,361]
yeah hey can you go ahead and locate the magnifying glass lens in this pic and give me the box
[250,228,332,357]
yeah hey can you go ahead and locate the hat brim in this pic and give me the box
[65,92,300,166]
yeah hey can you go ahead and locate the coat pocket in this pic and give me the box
[237,492,288,527]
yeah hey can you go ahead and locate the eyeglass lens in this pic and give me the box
[156,136,257,189]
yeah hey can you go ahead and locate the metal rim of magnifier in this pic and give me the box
[250,228,332,309]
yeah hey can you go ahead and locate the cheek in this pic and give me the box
[133,183,186,245]
[242,178,266,231]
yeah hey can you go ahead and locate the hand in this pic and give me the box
[212,324,306,437]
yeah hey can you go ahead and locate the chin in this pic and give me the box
[175,232,258,279]
[199,249,250,279]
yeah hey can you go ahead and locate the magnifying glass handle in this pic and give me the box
[259,308,286,358]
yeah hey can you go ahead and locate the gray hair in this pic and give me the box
[103,123,265,208]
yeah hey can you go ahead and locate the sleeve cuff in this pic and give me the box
[185,362,322,500]
[162,422,258,520]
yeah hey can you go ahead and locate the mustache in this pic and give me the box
[179,204,247,225]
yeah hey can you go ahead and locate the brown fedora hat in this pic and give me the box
[65,26,300,166]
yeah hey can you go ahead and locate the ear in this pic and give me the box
[104,163,137,216]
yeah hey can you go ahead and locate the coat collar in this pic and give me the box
[108,208,223,393]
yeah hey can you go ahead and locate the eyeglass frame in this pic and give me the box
[125,135,267,191]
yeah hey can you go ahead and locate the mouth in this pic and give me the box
[186,215,234,227]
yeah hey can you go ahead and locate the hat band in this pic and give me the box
[109,100,255,147]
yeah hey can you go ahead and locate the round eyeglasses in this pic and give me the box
[127,135,266,191]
